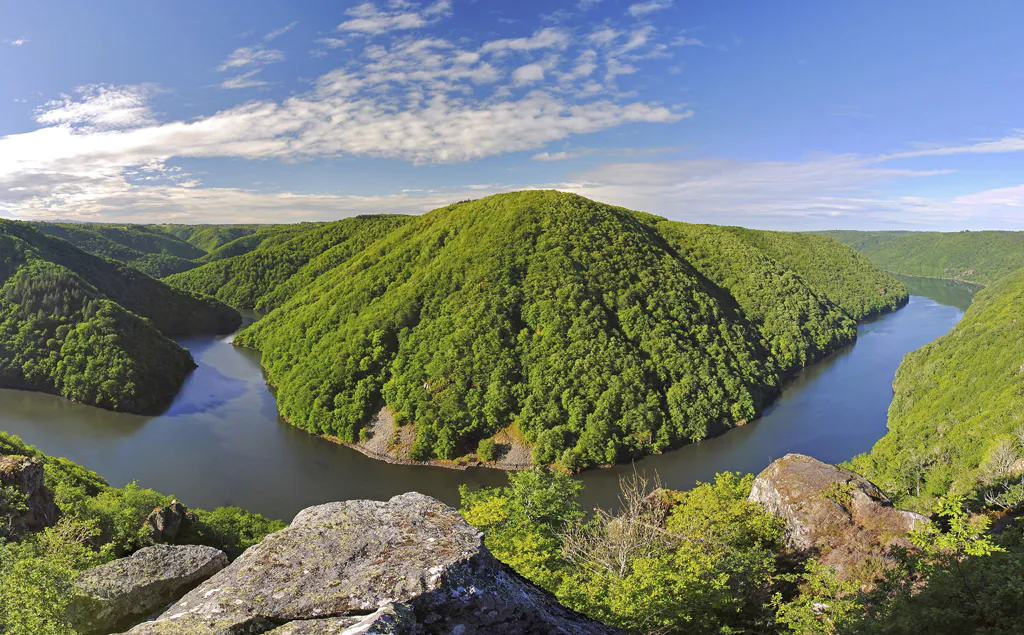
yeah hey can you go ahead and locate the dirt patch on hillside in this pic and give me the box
[324,407,534,472]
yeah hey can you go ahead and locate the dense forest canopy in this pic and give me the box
[164,216,411,311]
[0,221,240,413]
[851,266,1024,511]
[659,223,859,374]
[213,191,907,469]
[32,223,206,278]
[819,229,1024,286]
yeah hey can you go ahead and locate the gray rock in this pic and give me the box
[263,604,416,634]
[749,453,929,579]
[144,500,197,544]
[0,455,58,535]
[120,493,619,635]
[70,544,228,634]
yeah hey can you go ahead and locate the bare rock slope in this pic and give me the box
[121,492,618,635]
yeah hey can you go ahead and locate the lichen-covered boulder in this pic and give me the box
[0,455,58,535]
[120,493,619,635]
[70,544,228,634]
[263,604,416,634]
[749,454,928,578]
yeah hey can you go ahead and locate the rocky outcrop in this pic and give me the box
[0,455,58,535]
[70,544,228,634]
[120,493,619,635]
[144,500,197,544]
[749,454,928,579]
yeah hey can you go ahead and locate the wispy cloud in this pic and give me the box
[217,47,285,71]
[34,84,159,130]
[217,44,285,89]
[480,28,571,54]
[338,0,452,35]
[264,21,298,42]
[628,0,673,18]
[882,132,1024,160]
[4,38,28,47]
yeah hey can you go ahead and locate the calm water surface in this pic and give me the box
[0,279,969,521]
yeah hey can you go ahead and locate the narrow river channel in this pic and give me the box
[0,277,976,521]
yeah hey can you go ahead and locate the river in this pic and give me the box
[0,277,974,521]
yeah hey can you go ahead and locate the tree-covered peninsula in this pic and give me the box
[197,191,908,470]
[0,221,240,413]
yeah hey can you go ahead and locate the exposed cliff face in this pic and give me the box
[120,493,619,635]
[749,454,928,579]
[0,455,58,536]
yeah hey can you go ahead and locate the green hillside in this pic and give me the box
[659,223,859,374]
[226,191,904,469]
[164,216,409,311]
[147,224,266,253]
[733,228,908,319]
[32,223,204,277]
[0,221,240,413]
[819,229,1024,286]
[850,267,1024,510]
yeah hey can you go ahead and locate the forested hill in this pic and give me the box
[32,222,207,278]
[164,216,412,311]
[850,266,1024,512]
[818,229,1024,286]
[0,221,241,413]
[212,191,907,470]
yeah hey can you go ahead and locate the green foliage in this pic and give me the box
[836,498,1023,635]
[0,221,240,412]
[718,228,908,321]
[476,438,497,462]
[659,223,860,373]
[146,224,264,254]
[462,470,787,634]
[165,216,409,311]
[32,222,205,277]
[460,469,583,589]
[850,268,1024,510]
[0,432,284,633]
[820,229,1024,286]
[182,506,286,560]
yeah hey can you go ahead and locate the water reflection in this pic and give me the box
[0,286,970,521]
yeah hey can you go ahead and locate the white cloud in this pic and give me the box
[512,63,545,85]
[673,36,704,47]
[532,151,579,161]
[0,4,696,222]
[338,0,451,35]
[264,21,299,42]
[628,0,673,17]
[220,69,271,89]
[218,46,285,71]
[7,38,27,47]
[556,157,977,229]
[882,133,1024,160]
[481,28,571,54]
[34,85,158,130]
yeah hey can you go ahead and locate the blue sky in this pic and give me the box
[2,0,1024,229]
